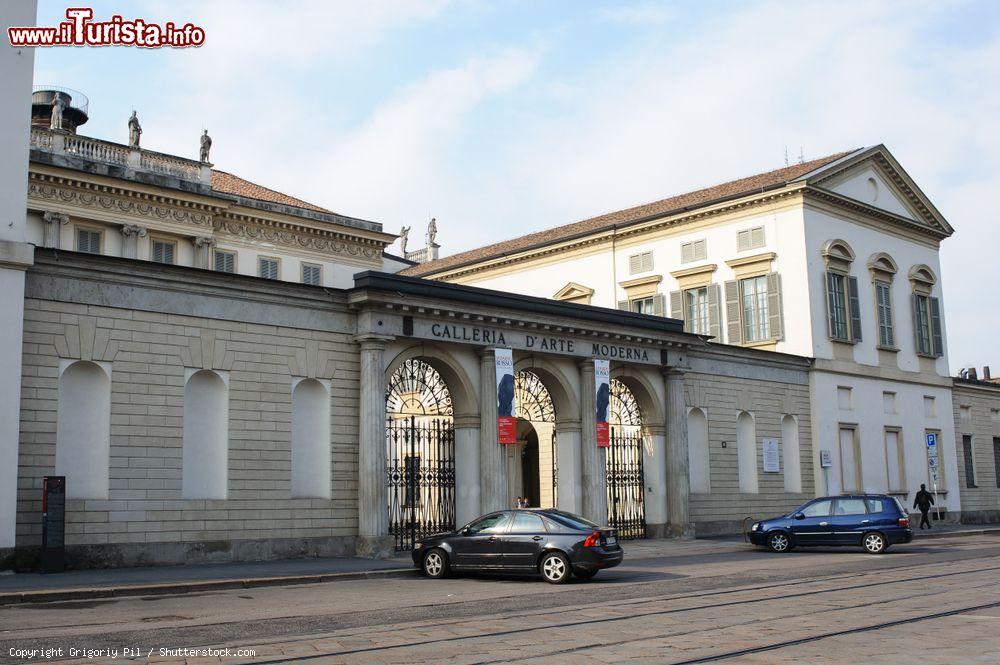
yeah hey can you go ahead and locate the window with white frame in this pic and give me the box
[301,262,322,286]
[214,250,236,273]
[740,275,770,342]
[76,227,102,254]
[259,257,280,280]
[681,239,706,264]
[910,265,942,357]
[822,240,861,343]
[151,238,176,265]
[628,251,653,275]
[631,296,655,314]
[736,226,765,252]
[875,281,894,347]
[685,287,710,335]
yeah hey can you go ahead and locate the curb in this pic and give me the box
[0,567,417,606]
[914,527,1000,540]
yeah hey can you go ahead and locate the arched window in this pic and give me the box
[736,411,758,493]
[908,264,943,358]
[56,361,111,499]
[821,239,861,343]
[183,370,228,500]
[868,253,898,349]
[292,378,331,499]
[687,408,710,493]
[781,415,801,493]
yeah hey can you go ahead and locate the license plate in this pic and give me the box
[605,535,617,546]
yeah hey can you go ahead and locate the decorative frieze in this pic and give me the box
[29,179,214,228]
[214,218,380,260]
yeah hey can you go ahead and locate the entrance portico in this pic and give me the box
[350,272,697,555]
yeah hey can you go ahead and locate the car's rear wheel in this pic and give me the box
[540,552,571,584]
[422,548,450,578]
[573,568,598,580]
[863,532,887,554]
[767,531,792,553]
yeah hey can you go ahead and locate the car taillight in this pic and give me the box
[898,517,909,527]
[583,531,601,548]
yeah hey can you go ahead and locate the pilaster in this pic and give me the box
[120,223,147,259]
[479,349,507,513]
[665,367,693,537]
[580,360,608,524]
[355,334,393,558]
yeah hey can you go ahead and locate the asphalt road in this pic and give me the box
[3,534,1000,663]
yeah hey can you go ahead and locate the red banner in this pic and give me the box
[595,359,610,448]
[496,349,517,444]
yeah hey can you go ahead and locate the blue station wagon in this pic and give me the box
[748,495,913,554]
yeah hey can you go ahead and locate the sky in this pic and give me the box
[29,0,1000,372]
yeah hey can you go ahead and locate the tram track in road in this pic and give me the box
[242,559,1000,663]
[5,548,998,663]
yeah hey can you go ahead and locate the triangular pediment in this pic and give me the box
[800,145,953,236]
[553,281,594,301]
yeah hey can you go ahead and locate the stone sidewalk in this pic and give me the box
[1,522,996,605]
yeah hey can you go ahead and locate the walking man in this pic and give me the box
[914,484,935,529]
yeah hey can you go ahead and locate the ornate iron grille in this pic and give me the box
[610,378,643,428]
[607,426,646,539]
[386,359,456,551]
[514,371,555,423]
[386,358,454,418]
[386,416,456,551]
[606,380,645,539]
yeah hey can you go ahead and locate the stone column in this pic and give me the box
[580,360,608,524]
[479,349,507,513]
[193,236,217,269]
[355,335,393,558]
[41,212,68,249]
[453,415,481,527]
[644,426,668,538]
[555,420,582,514]
[665,368,693,537]
[120,224,147,259]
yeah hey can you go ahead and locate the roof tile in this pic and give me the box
[211,169,330,213]
[402,151,855,277]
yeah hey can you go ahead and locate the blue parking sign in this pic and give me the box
[926,432,937,450]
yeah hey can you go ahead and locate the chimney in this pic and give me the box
[985,366,992,381]
[968,367,978,380]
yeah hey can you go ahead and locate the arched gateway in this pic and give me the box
[607,379,646,539]
[385,358,456,551]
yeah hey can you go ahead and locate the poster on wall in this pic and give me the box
[762,438,780,472]
[495,348,517,444]
[595,359,610,448]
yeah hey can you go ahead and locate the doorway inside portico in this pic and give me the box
[508,370,557,509]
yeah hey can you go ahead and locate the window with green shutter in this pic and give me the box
[685,287,710,335]
[214,250,235,273]
[875,281,894,347]
[259,257,280,280]
[76,228,102,254]
[912,293,942,356]
[151,239,176,265]
[740,275,770,342]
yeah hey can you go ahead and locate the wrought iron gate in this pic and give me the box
[386,416,455,551]
[606,426,646,539]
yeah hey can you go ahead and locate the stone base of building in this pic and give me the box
[2,536,356,572]
[355,536,395,559]
[957,510,1000,524]
[693,519,748,538]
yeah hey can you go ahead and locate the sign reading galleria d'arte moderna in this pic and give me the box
[424,323,657,364]
[495,348,517,445]
[595,359,610,448]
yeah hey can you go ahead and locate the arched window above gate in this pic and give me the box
[386,358,454,418]
[515,371,555,423]
[610,379,643,427]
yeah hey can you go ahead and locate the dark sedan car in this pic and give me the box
[748,494,913,554]
[412,508,623,583]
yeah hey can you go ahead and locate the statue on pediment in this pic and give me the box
[426,217,437,246]
[128,111,142,148]
[399,225,410,255]
[200,130,212,163]
[50,95,66,131]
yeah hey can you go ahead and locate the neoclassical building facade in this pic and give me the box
[1,81,996,568]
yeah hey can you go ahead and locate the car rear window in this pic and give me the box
[835,498,868,515]
[545,510,599,531]
[509,512,546,534]
[865,499,885,514]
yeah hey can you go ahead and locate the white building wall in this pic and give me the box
[0,0,37,550]
[810,371,960,512]
[802,207,949,374]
